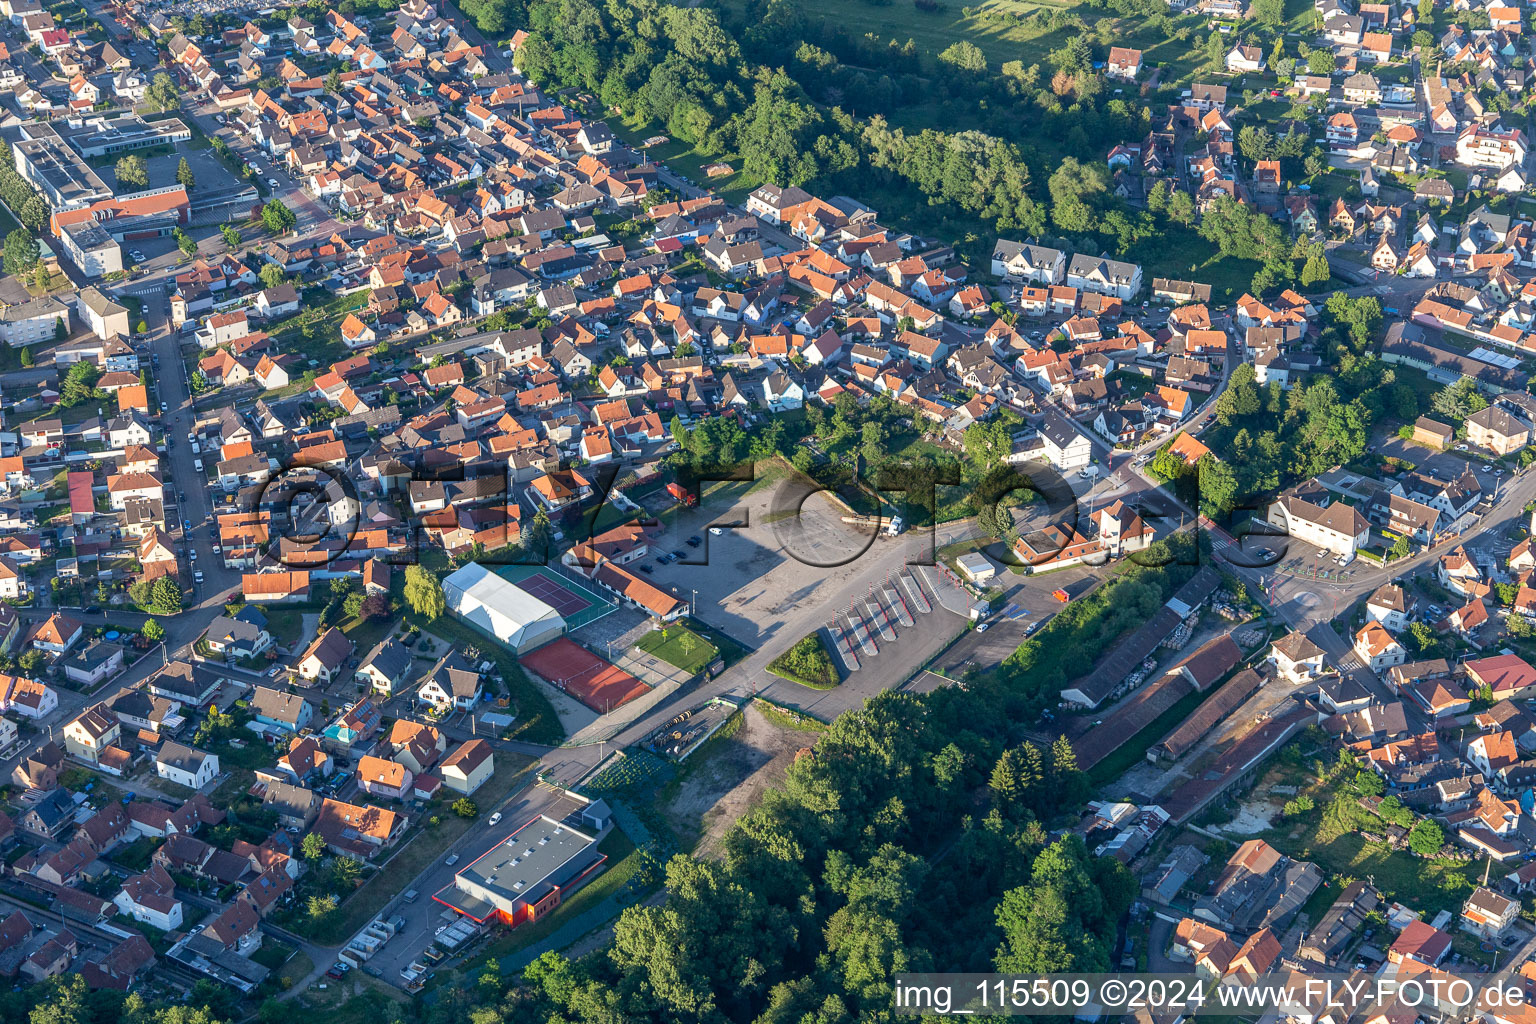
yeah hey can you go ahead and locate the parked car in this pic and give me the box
[639,564,654,574]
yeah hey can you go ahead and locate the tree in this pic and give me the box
[1408,819,1443,855]
[307,893,337,919]
[453,797,479,818]
[360,593,389,620]
[219,224,241,248]
[331,855,360,888]
[1308,49,1337,75]
[1166,189,1195,227]
[1301,248,1331,286]
[193,704,233,747]
[1388,532,1411,561]
[989,743,1044,816]
[3,227,38,276]
[176,156,196,190]
[30,974,89,1024]
[403,565,446,620]
[174,228,197,258]
[325,68,342,92]
[258,263,286,290]
[301,832,325,860]
[261,199,297,235]
[145,72,179,112]
[1199,456,1240,517]
[1199,194,1294,281]
[342,591,365,620]
[1048,157,1106,235]
[18,347,31,368]
[60,361,101,407]
[937,40,986,75]
[1237,125,1275,162]
[1432,376,1488,421]
[152,575,183,614]
[1406,620,1440,657]
[114,155,149,188]
[141,619,164,642]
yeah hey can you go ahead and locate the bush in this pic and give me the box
[453,797,478,819]
[766,633,840,689]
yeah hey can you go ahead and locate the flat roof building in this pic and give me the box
[433,815,605,927]
[11,122,111,211]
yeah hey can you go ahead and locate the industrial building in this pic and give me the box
[443,562,566,652]
[432,815,605,927]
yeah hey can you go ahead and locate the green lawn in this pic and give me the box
[1128,225,1262,304]
[635,624,719,674]
[339,611,394,657]
[262,607,306,647]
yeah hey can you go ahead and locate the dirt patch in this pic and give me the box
[1217,795,1283,836]
[663,704,814,855]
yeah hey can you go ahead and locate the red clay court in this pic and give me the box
[522,638,650,713]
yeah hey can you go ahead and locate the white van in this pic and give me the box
[193,458,203,472]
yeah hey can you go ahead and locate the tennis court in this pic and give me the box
[522,637,651,713]
[492,564,615,630]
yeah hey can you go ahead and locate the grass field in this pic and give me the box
[765,632,841,689]
[636,624,720,674]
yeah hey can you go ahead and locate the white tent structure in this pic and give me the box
[443,563,566,653]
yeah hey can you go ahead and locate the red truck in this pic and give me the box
[666,481,695,506]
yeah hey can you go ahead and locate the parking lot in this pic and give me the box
[637,480,896,649]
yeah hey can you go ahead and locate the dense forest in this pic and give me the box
[505,0,1311,276]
